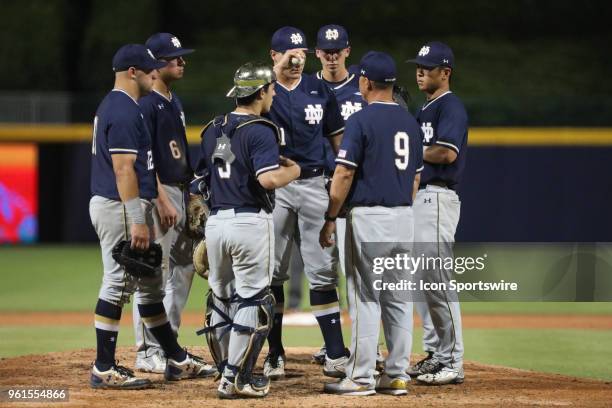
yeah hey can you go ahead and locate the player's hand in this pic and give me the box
[279,155,298,167]
[319,220,336,248]
[280,155,301,179]
[275,49,306,71]
[157,199,178,229]
[130,223,150,251]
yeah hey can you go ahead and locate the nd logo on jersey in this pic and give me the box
[340,101,362,121]
[305,104,323,124]
[421,122,434,143]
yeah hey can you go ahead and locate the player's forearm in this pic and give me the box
[328,133,343,154]
[327,165,354,217]
[412,173,421,202]
[114,163,140,202]
[258,165,301,189]
[155,174,171,205]
[424,145,457,164]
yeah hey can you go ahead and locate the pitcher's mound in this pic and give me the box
[1,347,611,407]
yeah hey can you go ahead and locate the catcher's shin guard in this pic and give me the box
[233,288,274,395]
[197,290,235,376]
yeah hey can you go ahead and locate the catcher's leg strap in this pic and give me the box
[196,290,236,373]
[231,288,274,393]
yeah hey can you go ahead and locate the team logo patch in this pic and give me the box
[290,33,303,45]
[171,37,181,48]
[147,49,155,59]
[304,104,323,124]
[338,149,347,158]
[418,46,430,56]
[325,29,339,40]
[340,101,362,121]
[421,122,434,143]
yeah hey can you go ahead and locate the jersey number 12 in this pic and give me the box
[394,131,409,170]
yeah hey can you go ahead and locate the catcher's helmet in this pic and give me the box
[226,62,276,98]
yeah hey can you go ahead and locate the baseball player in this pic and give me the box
[405,41,468,385]
[130,32,201,374]
[89,44,215,389]
[320,51,423,396]
[191,62,301,398]
[263,26,348,380]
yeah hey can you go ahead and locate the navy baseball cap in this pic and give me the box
[112,44,167,72]
[146,33,194,59]
[406,41,454,69]
[358,51,397,83]
[271,26,308,52]
[316,24,349,50]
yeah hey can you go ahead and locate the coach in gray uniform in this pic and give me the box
[406,41,468,385]
[320,51,423,396]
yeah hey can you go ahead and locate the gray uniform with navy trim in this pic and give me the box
[336,101,423,386]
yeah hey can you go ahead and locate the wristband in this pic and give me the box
[125,198,145,224]
[324,212,337,222]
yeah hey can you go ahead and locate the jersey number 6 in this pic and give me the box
[394,131,409,170]
[169,140,182,159]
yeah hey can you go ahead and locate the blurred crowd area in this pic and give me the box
[1,0,611,126]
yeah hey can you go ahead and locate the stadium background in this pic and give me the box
[1,0,611,395]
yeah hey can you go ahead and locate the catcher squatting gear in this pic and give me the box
[111,240,162,278]
[197,288,274,397]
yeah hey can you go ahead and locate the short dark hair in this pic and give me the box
[371,81,394,90]
[236,83,272,106]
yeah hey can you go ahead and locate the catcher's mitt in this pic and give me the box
[112,240,162,278]
[193,239,209,279]
[186,196,207,240]
[392,84,411,111]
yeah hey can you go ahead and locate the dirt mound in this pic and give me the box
[1,347,611,407]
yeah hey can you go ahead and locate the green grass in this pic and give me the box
[1,245,611,314]
[1,245,611,381]
[2,325,611,380]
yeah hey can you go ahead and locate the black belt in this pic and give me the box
[210,206,261,216]
[164,181,189,190]
[419,181,455,190]
[298,167,325,179]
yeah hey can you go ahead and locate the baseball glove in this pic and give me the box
[112,240,162,278]
[186,195,207,240]
[193,239,209,279]
[392,85,411,111]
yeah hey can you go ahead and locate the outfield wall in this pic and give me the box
[1,126,611,242]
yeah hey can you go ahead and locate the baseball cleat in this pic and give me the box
[90,364,152,390]
[164,352,217,381]
[324,377,376,396]
[376,373,409,396]
[323,354,348,378]
[263,353,285,380]
[417,366,464,385]
[217,376,237,399]
[406,351,436,377]
[135,349,166,374]
[312,344,326,365]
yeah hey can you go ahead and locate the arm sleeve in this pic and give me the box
[435,102,467,154]
[335,116,363,168]
[323,87,345,137]
[250,126,280,176]
[107,114,141,154]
